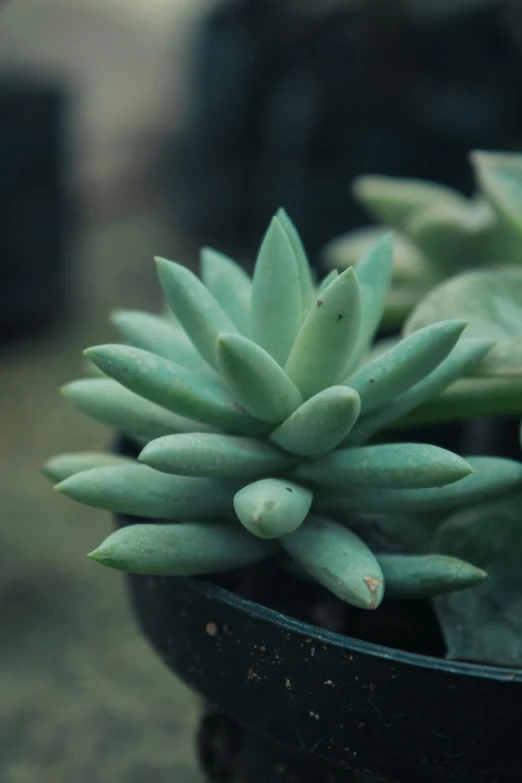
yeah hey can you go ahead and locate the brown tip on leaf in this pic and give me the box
[363,575,382,610]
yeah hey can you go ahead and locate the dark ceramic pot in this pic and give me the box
[113,436,522,783]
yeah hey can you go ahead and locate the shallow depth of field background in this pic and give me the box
[2,1,522,781]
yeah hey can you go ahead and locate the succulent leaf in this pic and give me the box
[345,319,467,414]
[378,554,487,599]
[56,464,237,519]
[155,257,237,369]
[282,518,384,609]
[270,386,361,457]
[317,269,338,293]
[84,345,264,435]
[406,269,522,378]
[200,247,252,334]
[434,491,522,666]
[284,267,361,399]
[234,478,312,539]
[472,150,522,240]
[296,443,473,490]
[348,338,494,444]
[216,333,303,423]
[110,309,214,374]
[89,522,276,575]
[140,433,294,478]
[352,174,463,230]
[42,452,132,482]
[313,456,522,515]
[277,208,315,316]
[250,216,302,365]
[62,378,212,444]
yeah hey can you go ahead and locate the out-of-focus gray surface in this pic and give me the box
[0,214,204,783]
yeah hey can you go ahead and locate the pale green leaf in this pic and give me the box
[473,150,522,239]
[200,247,251,334]
[140,433,294,478]
[345,320,467,414]
[56,464,237,519]
[405,269,522,377]
[269,386,360,457]
[62,378,212,444]
[434,492,522,666]
[313,456,522,515]
[377,554,487,599]
[282,517,384,609]
[352,174,463,230]
[317,269,338,294]
[347,338,493,444]
[216,333,302,423]
[233,478,312,539]
[110,309,213,375]
[284,268,361,399]
[42,452,132,483]
[250,216,302,365]
[347,233,394,371]
[296,443,472,489]
[84,345,264,435]
[155,257,237,369]
[277,208,315,317]
[89,522,276,575]
[322,225,433,284]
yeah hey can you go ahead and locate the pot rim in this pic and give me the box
[190,574,522,683]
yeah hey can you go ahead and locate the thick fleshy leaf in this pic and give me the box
[234,478,312,539]
[296,443,472,490]
[56,464,237,519]
[400,375,522,425]
[284,268,361,399]
[200,247,251,334]
[250,216,302,365]
[282,518,384,609]
[378,554,487,599]
[89,523,276,575]
[42,452,132,482]
[313,456,522,516]
[347,338,493,444]
[317,269,338,294]
[84,345,264,435]
[347,233,394,371]
[322,226,433,285]
[269,386,360,457]
[155,257,237,369]
[110,309,214,375]
[216,333,302,423]
[345,320,467,414]
[473,150,522,239]
[140,433,294,478]
[434,492,522,666]
[277,208,315,317]
[352,174,463,229]
[62,378,212,444]
[405,270,522,377]
[404,199,499,273]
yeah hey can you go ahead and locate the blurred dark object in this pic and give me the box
[0,77,70,342]
[169,0,522,261]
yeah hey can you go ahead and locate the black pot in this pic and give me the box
[113,439,522,783]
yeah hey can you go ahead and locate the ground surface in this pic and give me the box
[0,213,204,783]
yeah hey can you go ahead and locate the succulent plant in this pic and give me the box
[323,150,522,329]
[46,209,522,617]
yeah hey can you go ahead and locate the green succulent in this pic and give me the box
[47,209,522,615]
[323,150,522,329]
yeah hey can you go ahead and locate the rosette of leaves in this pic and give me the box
[45,210,522,612]
[323,151,522,329]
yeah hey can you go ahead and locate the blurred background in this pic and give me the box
[2,0,522,780]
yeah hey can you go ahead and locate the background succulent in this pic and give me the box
[45,210,522,620]
[322,150,522,330]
